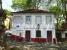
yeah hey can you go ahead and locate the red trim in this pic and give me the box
[10,35,24,42]
[31,38,47,43]
[9,35,56,43]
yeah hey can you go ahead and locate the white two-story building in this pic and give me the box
[9,9,56,43]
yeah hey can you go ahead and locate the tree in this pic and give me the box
[61,0,67,23]
[12,0,41,10]
[49,6,63,29]
[48,0,67,23]
[46,0,67,30]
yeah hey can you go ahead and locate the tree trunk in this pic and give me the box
[63,1,67,23]
[65,11,67,23]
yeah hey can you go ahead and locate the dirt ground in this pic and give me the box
[0,42,67,50]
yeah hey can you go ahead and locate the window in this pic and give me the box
[46,16,52,24]
[35,16,42,24]
[26,16,31,24]
[36,30,41,37]
[13,16,23,24]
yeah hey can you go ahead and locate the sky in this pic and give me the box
[2,0,14,11]
[2,0,57,12]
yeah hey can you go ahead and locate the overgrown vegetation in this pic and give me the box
[12,0,41,10]
[47,0,67,30]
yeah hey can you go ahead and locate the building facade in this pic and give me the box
[9,9,56,43]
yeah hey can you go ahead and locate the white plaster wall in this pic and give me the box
[52,29,56,38]
[12,13,55,29]
[11,13,55,38]
[62,33,65,38]
[61,31,67,38]
[42,29,47,38]
[31,29,36,38]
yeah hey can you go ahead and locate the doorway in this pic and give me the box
[25,30,31,42]
[56,31,61,42]
[47,31,52,43]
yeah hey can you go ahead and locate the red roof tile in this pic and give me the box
[12,9,54,14]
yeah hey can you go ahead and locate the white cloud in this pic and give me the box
[2,0,14,11]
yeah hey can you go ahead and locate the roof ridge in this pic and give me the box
[12,9,54,14]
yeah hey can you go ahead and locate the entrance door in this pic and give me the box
[56,32,61,42]
[47,31,52,43]
[25,30,30,42]
[65,33,67,38]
